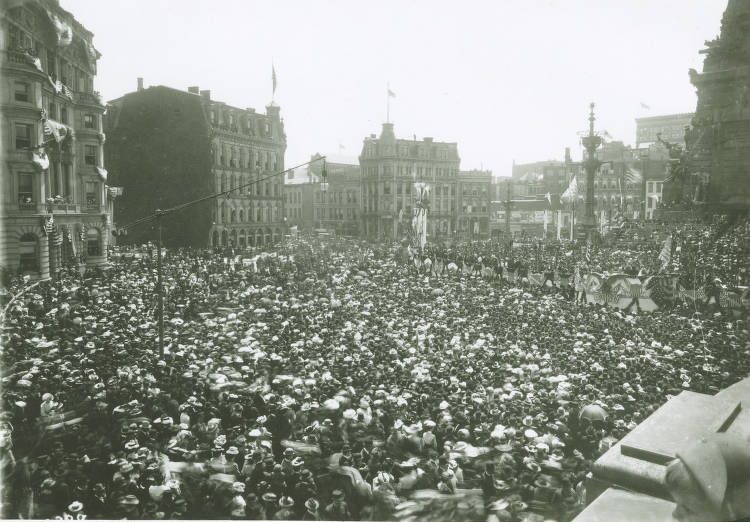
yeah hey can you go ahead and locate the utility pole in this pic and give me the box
[155,209,165,356]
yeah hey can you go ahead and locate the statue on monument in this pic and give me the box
[665,433,750,522]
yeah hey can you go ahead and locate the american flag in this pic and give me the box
[625,167,643,185]
[658,235,672,268]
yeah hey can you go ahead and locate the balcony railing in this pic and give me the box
[76,91,103,106]
[46,203,80,214]
[3,49,44,74]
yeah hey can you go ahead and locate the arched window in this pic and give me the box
[86,228,101,257]
[239,209,244,223]
[230,209,236,223]
[19,233,39,272]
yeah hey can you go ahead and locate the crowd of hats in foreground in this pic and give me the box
[0,227,748,521]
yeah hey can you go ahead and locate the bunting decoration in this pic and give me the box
[45,10,73,46]
[32,149,50,171]
[44,119,72,144]
[658,235,672,268]
[561,175,578,203]
[625,167,643,185]
[18,49,43,72]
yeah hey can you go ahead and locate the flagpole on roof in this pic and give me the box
[271,61,277,103]
[387,82,390,124]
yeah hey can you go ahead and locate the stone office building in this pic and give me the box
[457,169,492,239]
[105,81,286,249]
[359,123,460,240]
[308,153,361,236]
[1,0,112,279]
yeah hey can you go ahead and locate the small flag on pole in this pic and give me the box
[388,88,396,98]
[561,175,578,203]
[640,102,651,110]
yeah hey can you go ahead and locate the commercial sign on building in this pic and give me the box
[635,113,694,146]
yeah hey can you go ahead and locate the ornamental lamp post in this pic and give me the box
[580,103,602,243]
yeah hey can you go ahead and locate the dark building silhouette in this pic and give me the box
[685,0,750,209]
[105,82,287,248]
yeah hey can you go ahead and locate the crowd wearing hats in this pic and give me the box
[0,219,748,521]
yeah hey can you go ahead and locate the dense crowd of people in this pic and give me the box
[0,218,748,521]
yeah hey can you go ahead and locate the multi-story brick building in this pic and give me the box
[1,0,113,278]
[308,153,361,236]
[105,81,286,249]
[457,169,491,239]
[283,167,316,232]
[359,123,460,240]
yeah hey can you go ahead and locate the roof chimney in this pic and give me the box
[200,90,211,101]
[188,86,200,94]
[137,77,144,91]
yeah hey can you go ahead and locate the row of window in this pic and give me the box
[209,111,272,136]
[216,205,280,224]
[363,143,453,160]
[13,122,99,164]
[314,207,359,220]
[217,174,281,197]
[212,146,282,171]
[362,166,458,178]
[313,191,359,204]
[13,80,100,129]
[9,21,95,93]
[286,191,302,204]
[17,172,100,209]
[285,207,303,220]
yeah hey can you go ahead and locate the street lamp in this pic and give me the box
[580,103,602,243]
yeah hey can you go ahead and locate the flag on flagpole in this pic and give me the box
[658,235,672,268]
[640,102,651,110]
[625,167,642,184]
[561,175,578,203]
[388,88,396,98]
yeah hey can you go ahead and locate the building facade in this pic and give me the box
[635,113,693,147]
[105,82,286,249]
[457,169,491,239]
[359,123,460,240]
[1,0,112,279]
[307,154,360,236]
[283,167,315,232]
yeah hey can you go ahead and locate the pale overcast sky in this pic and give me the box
[62,0,726,177]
